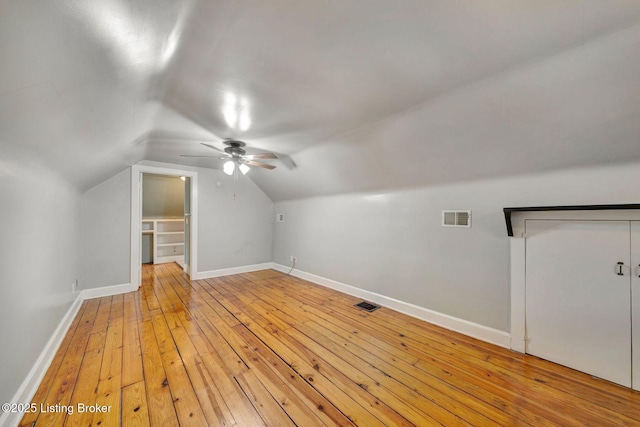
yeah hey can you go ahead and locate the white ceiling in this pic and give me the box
[2,1,640,200]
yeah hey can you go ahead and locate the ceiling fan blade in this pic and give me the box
[200,143,225,152]
[245,160,276,170]
[180,154,226,159]
[244,152,278,160]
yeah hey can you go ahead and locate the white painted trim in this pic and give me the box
[81,283,137,300]
[192,263,274,280]
[131,166,140,289]
[131,165,199,287]
[509,237,526,353]
[272,263,510,348]
[0,293,83,427]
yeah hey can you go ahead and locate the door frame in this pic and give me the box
[130,164,199,288]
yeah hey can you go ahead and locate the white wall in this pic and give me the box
[273,161,640,332]
[81,168,131,289]
[195,167,274,272]
[142,173,185,218]
[0,157,80,404]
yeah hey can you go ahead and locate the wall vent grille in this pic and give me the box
[442,210,471,227]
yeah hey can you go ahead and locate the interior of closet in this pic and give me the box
[141,173,188,267]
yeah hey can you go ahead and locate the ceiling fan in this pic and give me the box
[180,139,277,176]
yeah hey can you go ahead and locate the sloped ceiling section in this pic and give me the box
[1,1,640,199]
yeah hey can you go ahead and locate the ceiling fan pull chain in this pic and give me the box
[233,167,238,201]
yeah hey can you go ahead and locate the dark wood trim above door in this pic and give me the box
[503,204,640,236]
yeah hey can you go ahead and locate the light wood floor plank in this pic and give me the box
[109,293,124,321]
[64,348,103,427]
[232,324,356,427]
[235,371,298,427]
[139,320,180,427]
[163,312,232,426]
[160,349,208,426]
[91,330,122,427]
[24,263,640,426]
[122,316,143,388]
[90,296,112,334]
[197,351,267,426]
[121,381,151,427]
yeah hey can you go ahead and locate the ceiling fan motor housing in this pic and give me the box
[224,140,246,157]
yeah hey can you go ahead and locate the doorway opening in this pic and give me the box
[141,173,187,268]
[130,165,198,288]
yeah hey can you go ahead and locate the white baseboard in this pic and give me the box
[0,293,84,427]
[192,263,273,281]
[0,282,135,427]
[271,263,510,348]
[81,282,137,300]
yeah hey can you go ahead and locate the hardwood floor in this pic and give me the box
[21,262,640,426]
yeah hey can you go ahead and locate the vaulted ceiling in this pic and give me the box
[2,1,640,200]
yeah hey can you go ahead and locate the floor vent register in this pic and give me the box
[354,301,380,312]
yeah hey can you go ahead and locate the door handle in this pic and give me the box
[617,262,624,276]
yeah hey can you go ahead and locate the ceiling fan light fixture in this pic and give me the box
[190,139,277,174]
[223,160,235,175]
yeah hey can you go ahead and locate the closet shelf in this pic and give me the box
[141,218,186,264]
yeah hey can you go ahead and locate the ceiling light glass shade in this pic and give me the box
[223,160,235,175]
[239,163,250,175]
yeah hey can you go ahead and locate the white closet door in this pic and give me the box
[525,220,631,387]
[632,221,640,390]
